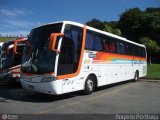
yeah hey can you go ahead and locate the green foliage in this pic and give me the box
[119,8,143,41]
[112,29,121,36]
[103,24,121,36]
[0,37,17,42]
[103,24,112,32]
[119,7,160,44]
[145,64,160,80]
[139,37,160,51]
[104,21,119,29]
[86,19,121,36]
[86,18,105,30]
[139,37,160,64]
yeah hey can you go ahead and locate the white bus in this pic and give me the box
[15,21,147,95]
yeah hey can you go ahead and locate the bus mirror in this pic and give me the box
[49,33,64,52]
[13,38,27,54]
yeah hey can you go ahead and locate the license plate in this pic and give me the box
[28,85,35,89]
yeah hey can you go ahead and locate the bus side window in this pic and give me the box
[94,35,103,51]
[85,32,94,50]
[110,41,116,52]
[104,40,110,52]
[103,39,116,53]
[117,42,125,54]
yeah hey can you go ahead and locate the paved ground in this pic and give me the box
[0,80,160,114]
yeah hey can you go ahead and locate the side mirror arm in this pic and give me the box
[49,33,64,53]
[13,37,27,54]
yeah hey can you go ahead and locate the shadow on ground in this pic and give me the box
[0,80,134,103]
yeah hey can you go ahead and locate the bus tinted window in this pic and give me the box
[135,46,146,57]
[117,42,125,54]
[103,37,116,53]
[94,35,103,51]
[85,31,94,50]
[140,47,146,57]
[85,31,103,51]
[125,43,135,56]
[85,29,146,58]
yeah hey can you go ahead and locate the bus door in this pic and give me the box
[56,25,83,93]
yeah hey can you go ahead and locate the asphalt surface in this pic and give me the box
[0,80,160,114]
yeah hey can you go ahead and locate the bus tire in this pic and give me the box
[84,76,96,95]
[134,71,139,81]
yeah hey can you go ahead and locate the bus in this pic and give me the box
[15,21,147,95]
[0,38,26,84]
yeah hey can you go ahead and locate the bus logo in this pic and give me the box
[88,53,96,58]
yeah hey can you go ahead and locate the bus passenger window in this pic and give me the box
[117,42,125,54]
[103,40,116,53]
[110,41,116,52]
[85,32,94,50]
[104,40,110,52]
[94,36,103,51]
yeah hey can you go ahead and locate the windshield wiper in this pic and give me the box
[25,49,39,72]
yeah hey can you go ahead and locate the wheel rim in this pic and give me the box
[86,79,93,91]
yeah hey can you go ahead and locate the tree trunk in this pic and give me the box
[148,50,151,65]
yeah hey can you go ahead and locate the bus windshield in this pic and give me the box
[0,40,25,70]
[21,23,62,74]
[1,40,14,70]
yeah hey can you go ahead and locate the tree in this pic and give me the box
[104,21,119,29]
[86,18,105,30]
[103,24,121,36]
[103,24,112,33]
[112,29,121,36]
[119,8,142,41]
[119,7,160,45]
[139,37,160,64]
[86,19,121,36]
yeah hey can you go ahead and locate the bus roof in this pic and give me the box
[35,21,146,48]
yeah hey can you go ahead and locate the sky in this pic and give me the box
[0,0,160,36]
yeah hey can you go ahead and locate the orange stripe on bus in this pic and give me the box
[94,51,147,61]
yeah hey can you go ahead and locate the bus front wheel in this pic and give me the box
[84,76,96,95]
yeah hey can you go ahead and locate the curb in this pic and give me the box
[140,79,160,83]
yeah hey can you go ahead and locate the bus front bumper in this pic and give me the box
[20,79,63,95]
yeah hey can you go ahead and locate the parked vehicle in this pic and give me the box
[0,38,26,84]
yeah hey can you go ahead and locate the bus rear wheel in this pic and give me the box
[84,76,95,95]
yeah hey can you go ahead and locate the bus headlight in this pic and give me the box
[41,76,55,83]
